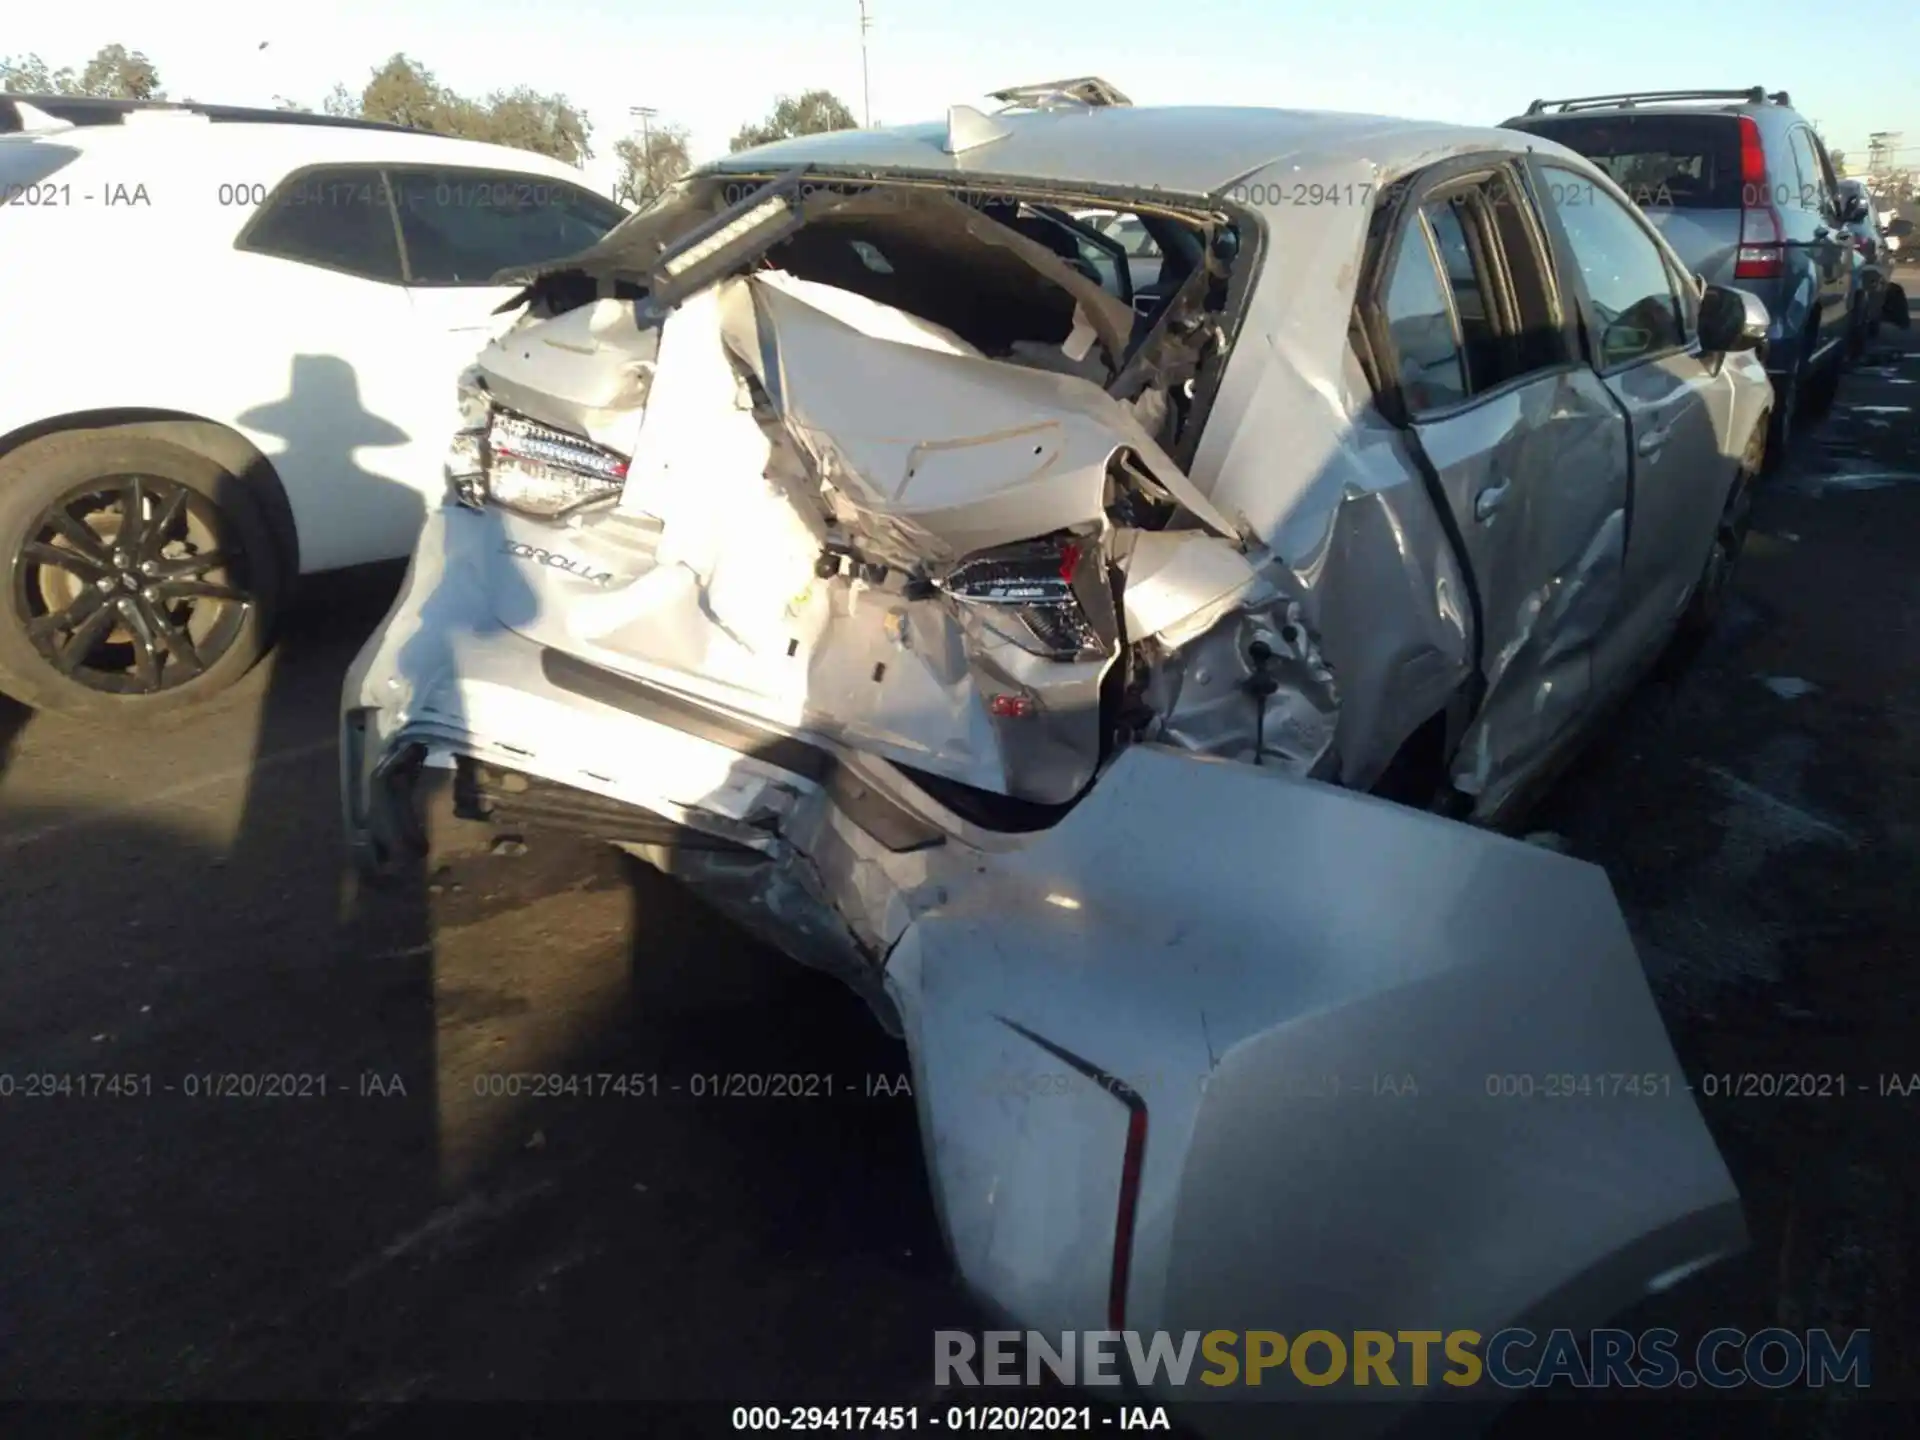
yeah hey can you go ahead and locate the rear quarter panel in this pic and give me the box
[1194,152,1477,788]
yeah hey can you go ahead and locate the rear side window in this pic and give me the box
[387,168,626,285]
[1509,115,1743,211]
[1376,165,1569,414]
[238,166,404,282]
[1422,199,1501,385]
[1381,216,1470,412]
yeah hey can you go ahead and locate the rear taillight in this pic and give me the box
[939,535,1117,663]
[1734,116,1784,280]
[451,409,630,520]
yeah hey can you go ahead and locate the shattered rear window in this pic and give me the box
[1508,115,1743,210]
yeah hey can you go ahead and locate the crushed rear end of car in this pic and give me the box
[341,159,1745,1433]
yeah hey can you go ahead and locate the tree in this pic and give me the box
[730,89,857,152]
[329,53,592,165]
[2,44,164,99]
[0,54,69,93]
[356,53,458,132]
[1829,149,1849,177]
[79,43,163,99]
[476,86,594,165]
[614,123,691,208]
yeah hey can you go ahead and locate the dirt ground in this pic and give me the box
[2,284,1918,1438]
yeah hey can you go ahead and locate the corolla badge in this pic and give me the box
[499,541,616,586]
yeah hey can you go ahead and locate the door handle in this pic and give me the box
[1637,426,1670,457]
[1473,480,1510,521]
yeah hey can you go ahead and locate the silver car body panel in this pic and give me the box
[889,745,1744,1416]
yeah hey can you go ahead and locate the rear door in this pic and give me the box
[1805,130,1856,335]
[888,743,1745,1431]
[1530,163,1729,684]
[1358,156,1629,813]
[226,163,426,569]
[1785,125,1851,351]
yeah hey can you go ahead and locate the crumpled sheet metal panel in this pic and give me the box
[1189,154,1480,786]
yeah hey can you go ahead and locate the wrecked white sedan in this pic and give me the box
[344,89,1766,1425]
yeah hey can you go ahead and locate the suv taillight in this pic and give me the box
[1734,115,1784,280]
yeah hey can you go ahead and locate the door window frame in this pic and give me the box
[1355,152,1581,427]
[1784,126,1830,218]
[1381,208,1473,412]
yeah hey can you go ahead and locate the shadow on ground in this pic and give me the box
[1,560,970,1412]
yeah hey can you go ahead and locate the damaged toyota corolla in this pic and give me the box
[344,88,1765,1428]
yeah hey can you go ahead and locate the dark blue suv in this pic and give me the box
[1504,88,1865,456]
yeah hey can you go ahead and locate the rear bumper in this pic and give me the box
[340,504,961,997]
[342,508,811,869]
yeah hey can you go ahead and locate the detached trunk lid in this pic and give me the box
[887,744,1744,1430]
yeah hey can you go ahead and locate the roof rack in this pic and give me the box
[987,77,1132,112]
[0,94,421,137]
[1523,87,1790,116]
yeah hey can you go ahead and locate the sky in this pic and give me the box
[12,0,1919,197]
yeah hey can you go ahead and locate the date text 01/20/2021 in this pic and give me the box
[730,1406,1169,1432]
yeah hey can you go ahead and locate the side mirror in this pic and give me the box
[1842,191,1870,225]
[1698,284,1769,354]
[1887,217,1914,239]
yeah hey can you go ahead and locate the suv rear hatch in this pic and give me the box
[1505,111,1746,283]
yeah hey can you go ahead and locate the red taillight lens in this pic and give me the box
[1734,116,1784,280]
[940,535,1115,663]
[988,693,1037,719]
[1737,116,1767,191]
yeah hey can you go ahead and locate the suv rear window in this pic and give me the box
[1508,115,1743,210]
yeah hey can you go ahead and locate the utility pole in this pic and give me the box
[1868,132,1900,182]
[628,105,658,204]
[857,0,873,128]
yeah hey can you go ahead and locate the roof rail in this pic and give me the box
[1522,87,1790,116]
[987,77,1132,112]
[0,93,421,137]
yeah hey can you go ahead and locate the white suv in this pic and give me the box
[0,97,628,718]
